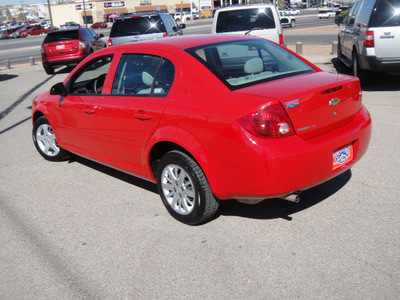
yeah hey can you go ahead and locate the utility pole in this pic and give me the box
[46,0,54,30]
[83,0,88,28]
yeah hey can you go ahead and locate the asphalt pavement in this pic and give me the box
[0,52,399,299]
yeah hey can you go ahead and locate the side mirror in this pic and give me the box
[99,33,104,38]
[50,82,66,96]
[180,24,186,29]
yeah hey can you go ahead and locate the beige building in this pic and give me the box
[50,0,216,27]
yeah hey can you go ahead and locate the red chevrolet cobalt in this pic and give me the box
[32,35,371,225]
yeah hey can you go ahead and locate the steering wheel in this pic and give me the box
[93,74,107,94]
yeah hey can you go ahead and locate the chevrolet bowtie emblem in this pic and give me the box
[329,98,340,106]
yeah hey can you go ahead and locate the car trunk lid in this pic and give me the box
[237,72,362,140]
[43,40,80,57]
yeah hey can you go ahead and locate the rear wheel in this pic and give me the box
[43,64,54,75]
[32,116,70,161]
[352,51,369,85]
[290,20,295,28]
[156,150,219,225]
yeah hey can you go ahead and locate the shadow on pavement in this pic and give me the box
[69,155,352,223]
[331,57,400,91]
[218,170,352,221]
[0,74,18,81]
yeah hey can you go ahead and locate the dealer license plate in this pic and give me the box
[332,144,353,170]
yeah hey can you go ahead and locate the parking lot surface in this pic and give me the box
[1,55,399,299]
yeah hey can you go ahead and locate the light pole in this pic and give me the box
[46,0,54,30]
[83,0,88,28]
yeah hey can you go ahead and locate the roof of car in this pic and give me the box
[215,4,276,11]
[106,34,261,52]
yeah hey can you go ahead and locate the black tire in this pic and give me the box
[352,51,369,85]
[156,150,219,225]
[290,20,295,28]
[43,64,54,75]
[32,116,70,161]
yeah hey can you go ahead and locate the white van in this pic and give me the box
[212,4,284,46]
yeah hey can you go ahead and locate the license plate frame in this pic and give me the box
[56,45,65,50]
[332,144,353,170]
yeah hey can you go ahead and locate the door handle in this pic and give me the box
[83,106,97,115]
[135,111,152,120]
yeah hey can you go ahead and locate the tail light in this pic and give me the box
[108,39,112,46]
[364,31,374,47]
[163,33,168,38]
[279,34,284,46]
[238,103,295,139]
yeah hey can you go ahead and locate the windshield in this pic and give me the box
[110,16,166,37]
[369,0,400,27]
[185,39,315,90]
[216,8,276,33]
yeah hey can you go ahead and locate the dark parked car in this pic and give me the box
[41,27,106,74]
[107,12,185,46]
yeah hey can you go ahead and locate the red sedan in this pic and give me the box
[91,22,108,29]
[31,35,371,225]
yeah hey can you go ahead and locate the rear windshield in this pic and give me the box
[110,16,166,37]
[216,8,276,33]
[369,0,400,27]
[44,30,79,43]
[185,39,315,90]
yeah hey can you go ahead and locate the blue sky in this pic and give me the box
[1,0,46,6]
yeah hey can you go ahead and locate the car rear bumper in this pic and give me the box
[360,54,400,72]
[42,53,86,67]
[199,106,372,200]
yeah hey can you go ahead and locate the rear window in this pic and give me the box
[110,16,166,37]
[186,39,315,90]
[44,30,79,43]
[216,8,276,33]
[369,0,400,27]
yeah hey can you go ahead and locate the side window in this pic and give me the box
[348,2,361,26]
[162,15,173,33]
[111,54,175,97]
[88,28,98,39]
[69,55,114,94]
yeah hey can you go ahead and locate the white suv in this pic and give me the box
[212,4,284,46]
[338,0,400,84]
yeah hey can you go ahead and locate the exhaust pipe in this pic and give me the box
[279,193,300,203]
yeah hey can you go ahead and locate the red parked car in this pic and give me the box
[90,22,108,29]
[21,26,49,37]
[41,27,106,74]
[32,35,372,225]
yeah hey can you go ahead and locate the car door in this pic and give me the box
[52,55,114,158]
[96,52,177,176]
[341,1,362,58]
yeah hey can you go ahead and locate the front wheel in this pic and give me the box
[32,116,70,161]
[290,20,295,28]
[156,151,219,225]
